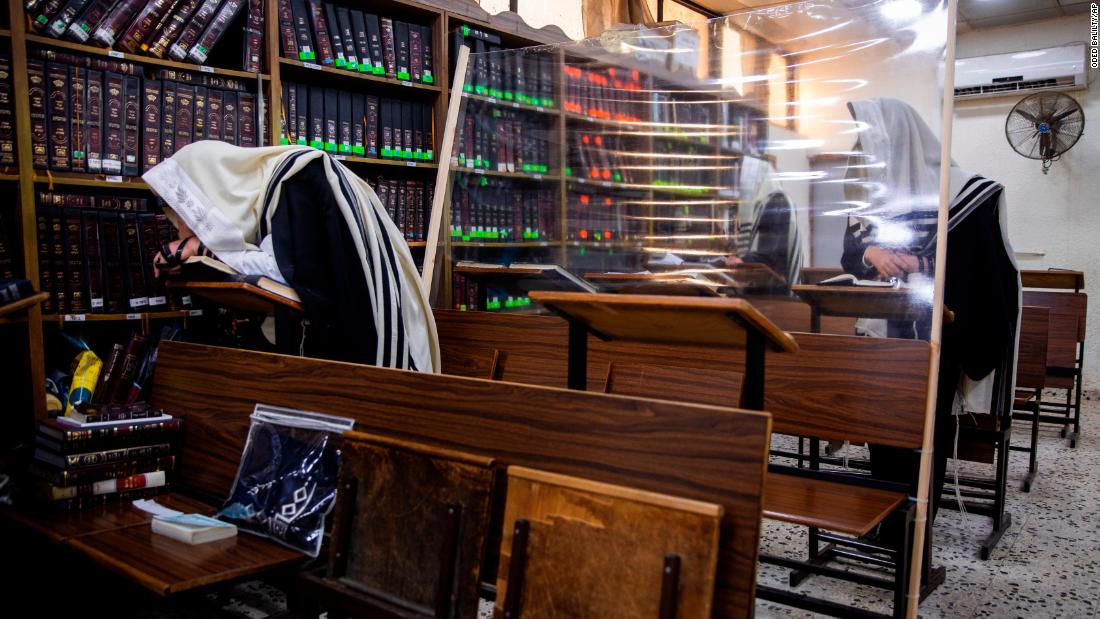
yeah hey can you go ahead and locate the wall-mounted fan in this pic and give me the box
[1005,92,1085,174]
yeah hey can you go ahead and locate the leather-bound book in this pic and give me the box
[239,92,257,147]
[116,0,179,53]
[102,73,125,175]
[83,211,106,312]
[85,70,104,173]
[142,80,162,173]
[168,0,222,61]
[122,76,141,176]
[278,0,299,60]
[92,0,145,47]
[188,0,247,64]
[242,0,265,73]
[66,0,116,43]
[46,63,71,171]
[146,0,203,58]
[308,0,335,66]
[324,2,346,68]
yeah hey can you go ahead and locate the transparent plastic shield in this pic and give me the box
[427,0,953,341]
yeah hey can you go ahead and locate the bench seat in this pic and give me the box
[763,473,906,537]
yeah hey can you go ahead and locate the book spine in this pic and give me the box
[102,73,124,175]
[167,0,221,61]
[188,0,247,64]
[335,7,356,70]
[295,84,307,146]
[238,92,256,147]
[420,25,433,84]
[139,213,166,307]
[351,93,363,156]
[365,95,378,158]
[308,86,322,149]
[145,0,202,58]
[86,70,104,172]
[92,0,145,46]
[35,207,54,313]
[193,86,207,140]
[116,0,178,53]
[46,63,71,171]
[380,17,396,78]
[242,0,264,73]
[282,81,293,144]
[409,24,421,83]
[277,0,298,60]
[221,90,238,145]
[29,61,53,169]
[47,207,67,312]
[173,83,195,151]
[52,486,166,510]
[30,0,68,32]
[323,2,346,68]
[99,213,126,312]
[394,21,410,81]
[380,98,391,158]
[205,88,222,141]
[44,0,91,38]
[337,90,350,154]
[365,14,384,75]
[323,88,336,152]
[159,81,176,161]
[45,470,168,500]
[290,0,314,61]
[122,76,140,176]
[82,211,105,311]
[141,80,161,172]
[307,0,335,66]
[119,214,148,310]
[63,209,87,312]
[70,68,88,172]
[56,442,170,469]
[43,418,181,444]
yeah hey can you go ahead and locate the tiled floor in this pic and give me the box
[757,391,1100,618]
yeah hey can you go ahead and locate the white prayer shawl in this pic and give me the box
[847,98,1020,413]
[144,141,440,373]
[738,155,803,288]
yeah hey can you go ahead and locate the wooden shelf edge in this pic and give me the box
[32,173,151,190]
[463,92,560,116]
[452,168,559,181]
[24,33,269,81]
[451,241,557,248]
[0,292,48,319]
[278,57,440,92]
[42,309,202,324]
[336,155,438,169]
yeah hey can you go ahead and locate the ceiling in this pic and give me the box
[676,0,1090,31]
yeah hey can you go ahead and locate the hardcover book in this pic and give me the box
[193,86,208,140]
[46,63,71,171]
[29,455,176,487]
[102,73,125,175]
[82,211,105,311]
[142,80,162,172]
[350,10,371,73]
[168,0,222,61]
[380,17,397,77]
[116,0,177,54]
[174,83,196,152]
[92,0,144,46]
[238,92,257,147]
[335,7,358,70]
[324,2,346,68]
[86,71,104,172]
[206,88,223,141]
[160,81,177,162]
[63,208,87,312]
[34,442,172,469]
[409,24,422,82]
[420,25,434,84]
[351,93,364,156]
[66,0,117,43]
[242,0,265,72]
[28,61,48,169]
[188,0,246,64]
[70,68,88,172]
[222,91,239,145]
[146,0,204,58]
[41,470,167,501]
[123,76,141,176]
[308,0,336,66]
[291,0,315,61]
[365,13,385,75]
[278,0,299,59]
[394,21,410,81]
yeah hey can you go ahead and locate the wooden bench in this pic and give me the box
[1021,290,1087,447]
[146,341,772,618]
[433,309,934,617]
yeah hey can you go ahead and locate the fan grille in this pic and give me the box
[1005,92,1085,171]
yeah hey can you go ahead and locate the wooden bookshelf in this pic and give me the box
[452,168,560,181]
[8,0,572,425]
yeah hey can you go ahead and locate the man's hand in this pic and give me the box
[864,246,914,279]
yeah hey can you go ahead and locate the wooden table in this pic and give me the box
[791,284,933,333]
[528,292,798,410]
[584,272,722,296]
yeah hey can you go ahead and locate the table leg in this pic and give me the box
[567,318,588,391]
[742,329,765,410]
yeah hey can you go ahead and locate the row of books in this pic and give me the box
[30,403,179,509]
[562,65,645,122]
[368,177,433,243]
[280,81,434,161]
[450,180,556,243]
[0,208,18,281]
[565,132,642,185]
[454,106,553,174]
[458,31,556,108]
[277,0,434,84]
[29,56,259,176]
[452,273,537,313]
[36,202,181,315]
[28,0,264,70]
[566,190,646,243]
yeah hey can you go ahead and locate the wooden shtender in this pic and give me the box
[584,272,721,297]
[496,466,722,619]
[528,291,797,410]
[1020,269,1084,292]
[791,284,932,333]
[166,281,303,315]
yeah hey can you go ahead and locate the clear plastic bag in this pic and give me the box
[217,404,354,557]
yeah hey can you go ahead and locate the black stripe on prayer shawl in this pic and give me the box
[916,176,1003,255]
[260,150,312,238]
[330,160,409,369]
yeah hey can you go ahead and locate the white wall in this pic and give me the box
[952,16,1098,389]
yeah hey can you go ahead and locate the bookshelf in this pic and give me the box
[6,0,570,427]
[435,38,770,313]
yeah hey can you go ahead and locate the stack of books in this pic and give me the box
[278,1,434,84]
[28,0,263,69]
[29,403,180,510]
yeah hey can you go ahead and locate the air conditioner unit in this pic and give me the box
[953,43,1086,99]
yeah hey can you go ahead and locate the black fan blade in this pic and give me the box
[1013,108,1040,124]
[1050,106,1081,124]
